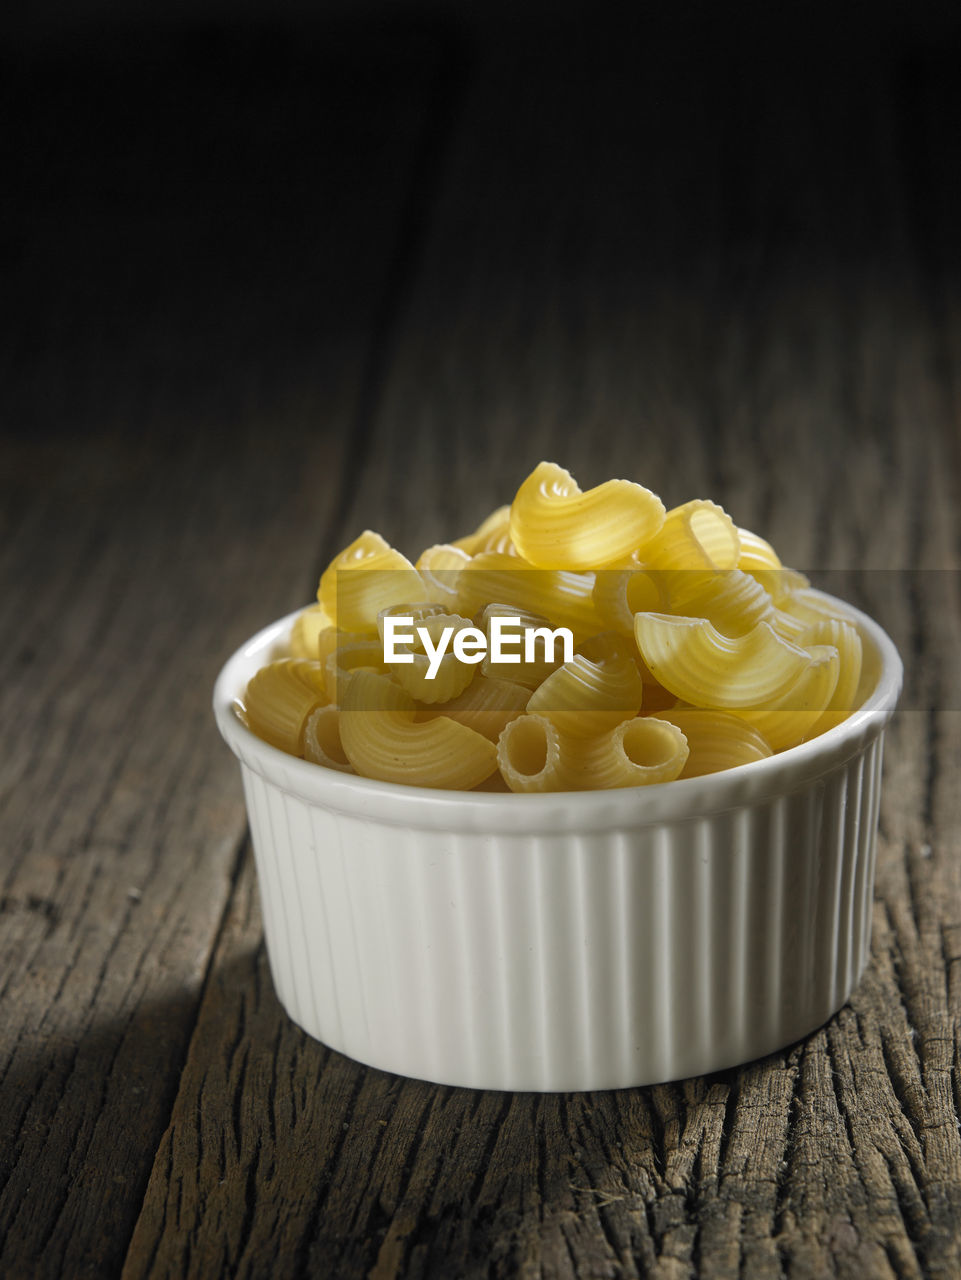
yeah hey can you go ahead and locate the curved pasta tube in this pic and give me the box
[454,552,603,643]
[649,708,773,777]
[508,461,665,570]
[324,637,388,701]
[750,567,811,607]
[289,603,334,659]
[415,543,472,609]
[633,613,816,708]
[478,604,566,688]
[526,634,644,737]
[496,714,566,792]
[563,716,690,788]
[736,527,783,571]
[798,617,863,731]
[303,705,354,774]
[418,674,530,741]
[641,499,740,571]
[318,530,423,632]
[592,560,665,635]
[737,644,841,751]
[452,504,517,556]
[338,670,497,789]
[662,568,775,637]
[243,659,328,755]
[384,612,479,704]
[451,504,515,555]
[777,585,854,628]
[376,600,448,638]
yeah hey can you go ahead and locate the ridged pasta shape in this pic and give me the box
[641,499,740,572]
[324,637,387,701]
[478,604,566,688]
[526,634,644,737]
[289,603,334,659]
[633,613,816,709]
[454,552,603,643]
[384,612,479,704]
[317,530,424,632]
[736,527,783,571]
[649,708,773,777]
[376,601,448,641]
[562,716,690,788]
[244,659,329,755]
[338,670,498,789]
[508,461,666,570]
[420,674,530,741]
[415,543,472,609]
[303,705,354,774]
[798,617,863,732]
[496,714,566,793]
[662,568,775,637]
[451,505,514,555]
[592,559,665,635]
[736,644,841,752]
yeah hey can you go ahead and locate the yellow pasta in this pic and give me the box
[527,633,644,737]
[662,568,775,637]
[451,504,515,555]
[383,612,479,704]
[318,531,423,632]
[509,461,665,570]
[496,714,566,793]
[418,674,530,741]
[797,617,863,733]
[303,705,354,774]
[338,670,498,789]
[243,460,871,790]
[736,527,783,571]
[564,716,690,788]
[478,604,567,688]
[323,636,387,701]
[592,558,665,635]
[415,543,472,609]
[634,613,816,709]
[455,551,603,643]
[289,603,334,659]
[243,659,328,755]
[649,708,773,777]
[736,644,841,752]
[641,499,740,571]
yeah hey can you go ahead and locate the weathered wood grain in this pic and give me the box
[0,21,448,1278]
[118,24,961,1280]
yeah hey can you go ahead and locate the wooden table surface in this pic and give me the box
[3,8,960,1278]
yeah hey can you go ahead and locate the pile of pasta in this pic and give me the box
[241,462,865,791]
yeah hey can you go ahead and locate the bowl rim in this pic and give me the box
[213,593,903,831]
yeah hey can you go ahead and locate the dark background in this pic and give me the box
[4,0,960,509]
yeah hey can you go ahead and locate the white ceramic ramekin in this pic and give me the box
[213,597,902,1092]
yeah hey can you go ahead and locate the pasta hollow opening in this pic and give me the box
[505,718,550,776]
[621,719,682,769]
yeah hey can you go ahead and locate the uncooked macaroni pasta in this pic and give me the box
[240,462,867,791]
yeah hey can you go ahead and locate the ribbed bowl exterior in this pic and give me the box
[215,602,902,1091]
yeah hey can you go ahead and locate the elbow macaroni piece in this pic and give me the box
[650,708,773,777]
[244,460,870,790]
[526,634,644,737]
[633,613,816,709]
[318,531,423,632]
[243,659,328,756]
[338,670,498,789]
[509,462,665,570]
